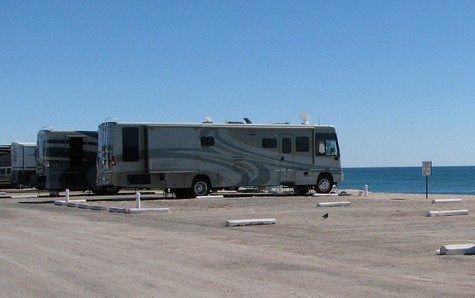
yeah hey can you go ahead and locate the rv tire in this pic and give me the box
[316,175,333,194]
[192,178,210,197]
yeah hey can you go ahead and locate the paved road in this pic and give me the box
[1,190,474,297]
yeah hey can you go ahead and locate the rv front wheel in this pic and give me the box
[316,175,333,193]
[192,178,210,197]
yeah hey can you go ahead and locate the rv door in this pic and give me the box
[278,135,295,185]
[121,126,147,173]
[68,136,85,168]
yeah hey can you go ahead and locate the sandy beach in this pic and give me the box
[0,189,474,297]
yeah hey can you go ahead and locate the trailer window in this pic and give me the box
[296,137,309,152]
[201,137,215,147]
[316,134,339,156]
[123,127,139,162]
[262,138,277,149]
[69,137,84,167]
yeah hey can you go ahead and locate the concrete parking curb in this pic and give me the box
[437,244,475,255]
[197,195,224,199]
[89,205,108,211]
[53,199,170,214]
[55,199,86,206]
[313,193,338,197]
[225,218,277,227]
[108,207,128,213]
[317,201,351,207]
[427,209,469,217]
[127,208,170,214]
[10,194,38,199]
[432,199,463,204]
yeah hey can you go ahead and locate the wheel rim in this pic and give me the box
[194,181,208,196]
[317,178,331,193]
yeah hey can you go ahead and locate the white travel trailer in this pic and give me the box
[97,120,343,198]
[11,142,37,188]
[36,129,119,194]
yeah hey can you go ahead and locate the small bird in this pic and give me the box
[322,213,329,220]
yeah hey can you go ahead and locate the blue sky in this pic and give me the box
[1,1,475,167]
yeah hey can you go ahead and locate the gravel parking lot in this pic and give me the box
[1,189,474,297]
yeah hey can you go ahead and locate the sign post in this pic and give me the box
[422,161,432,199]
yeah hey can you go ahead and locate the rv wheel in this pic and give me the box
[192,178,210,197]
[316,175,333,194]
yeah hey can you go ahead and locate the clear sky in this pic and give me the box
[1,1,475,167]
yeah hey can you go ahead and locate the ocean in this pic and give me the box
[338,166,475,195]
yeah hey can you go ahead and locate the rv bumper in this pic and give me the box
[333,170,344,183]
[97,172,113,186]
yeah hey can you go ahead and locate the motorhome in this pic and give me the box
[11,142,37,188]
[96,120,343,197]
[36,129,119,194]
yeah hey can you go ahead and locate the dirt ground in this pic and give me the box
[1,188,474,297]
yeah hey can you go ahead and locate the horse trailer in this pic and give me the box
[97,120,343,198]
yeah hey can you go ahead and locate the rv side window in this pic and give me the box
[316,134,338,156]
[69,137,84,167]
[123,127,140,162]
[201,137,215,147]
[262,138,277,149]
[282,138,291,153]
[296,137,309,152]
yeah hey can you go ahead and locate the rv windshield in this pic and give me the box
[37,131,47,160]
[316,133,339,157]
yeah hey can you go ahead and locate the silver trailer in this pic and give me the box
[97,120,343,198]
[36,129,119,194]
[11,142,37,188]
